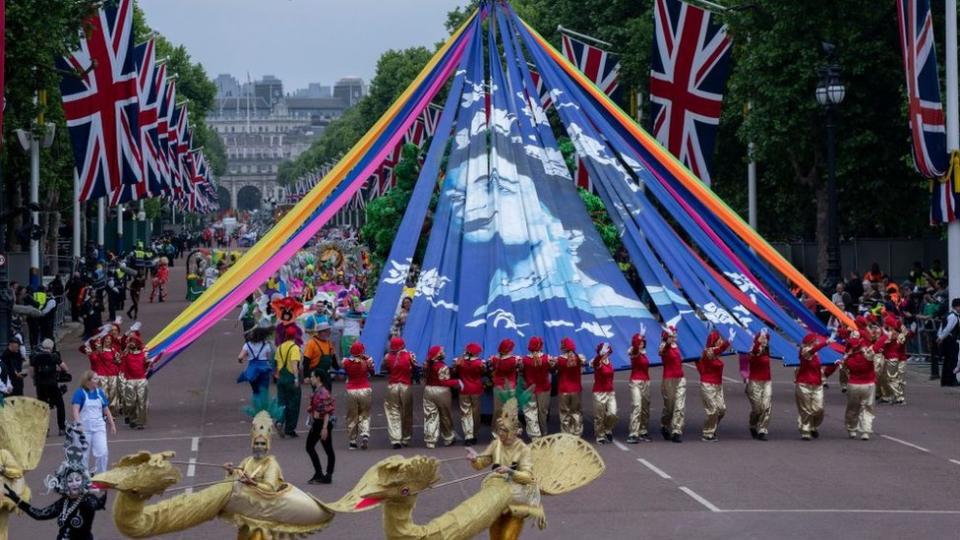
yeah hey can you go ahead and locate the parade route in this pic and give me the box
[10,262,960,540]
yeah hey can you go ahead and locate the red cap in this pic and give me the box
[284,324,299,340]
[427,345,444,361]
[661,326,677,340]
[127,335,144,349]
[498,338,515,355]
[465,342,482,356]
[866,314,879,326]
[560,337,576,352]
[527,336,543,352]
[350,341,366,356]
[883,315,899,329]
[389,337,405,352]
[705,328,722,347]
[854,316,868,330]
[801,333,820,346]
[631,333,645,348]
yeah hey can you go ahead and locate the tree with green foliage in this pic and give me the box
[360,144,422,268]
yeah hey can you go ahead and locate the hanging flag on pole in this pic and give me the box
[649,0,732,186]
[58,0,142,203]
[897,0,948,179]
[558,26,622,191]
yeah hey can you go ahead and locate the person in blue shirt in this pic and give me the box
[70,370,117,474]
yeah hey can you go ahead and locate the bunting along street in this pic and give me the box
[11,263,960,540]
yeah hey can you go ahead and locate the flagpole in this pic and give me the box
[748,141,757,230]
[556,25,613,48]
[117,203,124,253]
[97,198,105,258]
[72,170,81,259]
[947,0,960,302]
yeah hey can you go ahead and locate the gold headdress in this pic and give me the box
[494,376,534,436]
[243,394,284,451]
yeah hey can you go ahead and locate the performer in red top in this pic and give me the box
[342,341,374,449]
[825,335,877,440]
[521,336,551,439]
[552,337,586,437]
[381,337,417,449]
[794,333,831,440]
[626,329,651,443]
[97,334,123,418]
[422,345,460,448]
[120,336,151,429]
[149,257,169,303]
[880,314,910,404]
[696,328,733,442]
[489,338,521,421]
[745,329,772,441]
[659,326,685,443]
[591,343,618,444]
[452,342,485,446]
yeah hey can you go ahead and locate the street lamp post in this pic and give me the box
[816,47,845,291]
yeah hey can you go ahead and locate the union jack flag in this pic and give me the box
[58,0,142,203]
[649,0,732,186]
[133,39,171,198]
[897,0,947,179]
[369,104,443,200]
[558,30,622,192]
[529,68,553,110]
[157,78,176,195]
[561,31,621,98]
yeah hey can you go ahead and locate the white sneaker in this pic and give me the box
[860,433,870,441]
[848,432,857,439]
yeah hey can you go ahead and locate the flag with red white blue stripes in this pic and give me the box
[58,0,142,203]
[649,0,732,187]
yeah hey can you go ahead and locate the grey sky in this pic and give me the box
[139,0,471,93]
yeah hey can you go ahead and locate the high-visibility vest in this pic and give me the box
[33,291,47,306]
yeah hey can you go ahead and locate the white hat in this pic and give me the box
[40,338,54,351]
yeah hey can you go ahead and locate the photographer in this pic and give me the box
[30,338,69,435]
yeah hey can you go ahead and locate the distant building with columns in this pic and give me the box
[207,74,365,211]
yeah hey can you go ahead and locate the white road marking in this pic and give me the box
[637,458,672,480]
[880,434,930,453]
[679,486,720,512]
[613,440,629,452]
[722,509,960,514]
[190,436,200,452]
[949,459,960,466]
[186,457,197,477]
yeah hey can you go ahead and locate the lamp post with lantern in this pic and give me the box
[816,43,845,291]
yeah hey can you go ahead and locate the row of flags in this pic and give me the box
[57,0,218,214]
[283,0,957,227]
[284,103,444,211]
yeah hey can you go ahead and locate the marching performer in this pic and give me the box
[149,257,168,303]
[795,333,831,440]
[591,343,617,444]
[489,339,521,421]
[696,328,733,442]
[453,343,485,446]
[745,329,772,441]
[880,315,909,404]
[120,336,151,430]
[274,325,303,438]
[99,335,123,419]
[342,341,374,450]
[659,326,685,443]
[552,337,585,437]
[626,329,651,443]
[422,345,459,449]
[825,333,877,440]
[521,336,551,439]
[381,337,417,449]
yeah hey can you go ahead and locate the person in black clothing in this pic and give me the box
[845,272,864,313]
[48,275,65,297]
[80,288,102,341]
[66,272,84,322]
[2,424,107,540]
[306,370,335,484]
[1,339,27,396]
[936,298,960,387]
[127,271,145,320]
[31,339,69,435]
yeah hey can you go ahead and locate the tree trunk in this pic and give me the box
[814,182,829,287]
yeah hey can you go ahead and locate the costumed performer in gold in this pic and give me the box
[0,396,50,540]
[466,380,545,540]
